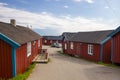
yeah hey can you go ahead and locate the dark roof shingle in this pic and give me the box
[0,22,41,45]
[108,26,120,37]
[43,36,63,40]
[69,30,114,44]
[62,32,77,41]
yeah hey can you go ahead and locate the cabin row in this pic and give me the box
[42,36,62,45]
[62,26,120,64]
[0,19,42,79]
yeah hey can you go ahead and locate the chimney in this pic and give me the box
[10,19,16,26]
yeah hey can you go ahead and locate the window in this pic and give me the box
[70,42,73,49]
[88,44,93,55]
[45,40,47,43]
[50,40,52,43]
[27,42,31,57]
[65,43,67,49]
[33,41,36,46]
[38,39,40,47]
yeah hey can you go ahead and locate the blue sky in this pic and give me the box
[0,0,120,35]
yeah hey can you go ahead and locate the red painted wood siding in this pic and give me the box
[38,38,42,53]
[62,41,70,54]
[74,42,82,56]
[67,42,76,55]
[16,40,40,74]
[43,39,51,45]
[102,39,112,63]
[0,39,12,79]
[77,43,101,62]
[63,41,101,62]
[112,32,120,63]
[43,38,62,45]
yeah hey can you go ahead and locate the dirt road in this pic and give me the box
[27,46,120,80]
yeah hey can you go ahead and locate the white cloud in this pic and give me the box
[73,0,94,3]
[105,6,109,9]
[85,0,94,3]
[0,3,8,6]
[73,0,83,2]
[0,3,116,34]
[64,5,69,8]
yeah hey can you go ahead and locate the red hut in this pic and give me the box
[0,19,42,79]
[108,26,120,63]
[42,36,62,45]
[66,30,113,63]
[62,32,76,54]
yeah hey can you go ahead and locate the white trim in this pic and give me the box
[70,42,73,49]
[88,44,93,55]
[45,40,47,43]
[27,42,31,57]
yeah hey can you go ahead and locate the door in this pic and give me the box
[76,43,82,56]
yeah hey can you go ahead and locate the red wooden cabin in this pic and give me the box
[109,26,120,63]
[63,30,113,63]
[43,36,62,45]
[0,19,42,79]
[62,32,76,53]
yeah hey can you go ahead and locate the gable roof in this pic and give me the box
[108,26,120,37]
[43,36,63,41]
[0,21,41,45]
[62,32,77,41]
[69,30,113,44]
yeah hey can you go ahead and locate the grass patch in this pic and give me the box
[46,58,51,63]
[96,62,120,68]
[57,51,63,54]
[11,63,36,80]
[57,51,68,56]
[57,51,80,58]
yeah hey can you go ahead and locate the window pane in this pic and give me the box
[27,42,31,57]
[71,42,73,49]
[88,44,93,55]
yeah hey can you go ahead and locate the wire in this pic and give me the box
[104,0,118,17]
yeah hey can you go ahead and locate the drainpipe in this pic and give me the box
[111,38,114,64]
[12,47,16,77]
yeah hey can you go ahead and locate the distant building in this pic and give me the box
[62,30,113,63]
[0,19,42,79]
[62,32,77,53]
[42,36,63,45]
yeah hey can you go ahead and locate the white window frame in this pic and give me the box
[27,42,31,57]
[88,44,93,55]
[38,39,40,47]
[65,43,67,50]
[70,42,74,49]
[45,40,47,43]
[33,41,36,46]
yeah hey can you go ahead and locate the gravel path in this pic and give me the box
[27,45,120,80]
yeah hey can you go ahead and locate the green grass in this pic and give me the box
[10,63,36,80]
[57,51,62,54]
[96,62,120,68]
[46,58,51,63]
[57,51,68,56]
